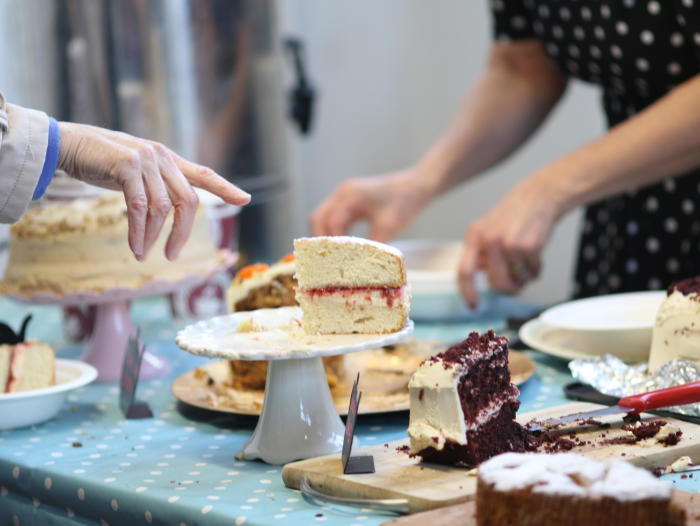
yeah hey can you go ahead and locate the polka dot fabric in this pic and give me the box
[490,0,700,297]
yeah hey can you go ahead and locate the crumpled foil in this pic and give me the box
[569,355,700,417]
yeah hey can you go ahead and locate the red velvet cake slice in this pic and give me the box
[407,330,530,467]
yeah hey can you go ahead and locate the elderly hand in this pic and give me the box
[458,174,565,309]
[310,169,433,241]
[56,122,251,261]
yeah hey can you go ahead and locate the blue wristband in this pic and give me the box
[32,117,60,200]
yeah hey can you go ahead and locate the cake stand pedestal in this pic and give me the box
[9,252,237,382]
[176,306,414,464]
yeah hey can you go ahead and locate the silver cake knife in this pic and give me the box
[530,380,700,429]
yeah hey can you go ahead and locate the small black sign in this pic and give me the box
[0,314,32,345]
[119,332,153,419]
[341,373,375,475]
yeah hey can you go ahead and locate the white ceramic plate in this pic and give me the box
[531,291,665,362]
[390,239,489,320]
[175,306,415,360]
[519,318,597,361]
[539,290,665,331]
[0,359,98,429]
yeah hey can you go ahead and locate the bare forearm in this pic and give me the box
[417,41,567,197]
[536,73,700,215]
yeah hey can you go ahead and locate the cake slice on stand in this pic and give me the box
[176,235,414,463]
[294,236,411,334]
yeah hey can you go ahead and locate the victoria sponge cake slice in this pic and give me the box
[293,236,410,334]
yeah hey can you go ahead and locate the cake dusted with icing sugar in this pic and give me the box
[0,192,224,295]
[0,341,55,393]
[407,331,529,467]
[293,236,410,334]
[476,452,683,526]
[649,277,700,372]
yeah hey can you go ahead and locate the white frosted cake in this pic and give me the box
[293,236,410,334]
[0,341,55,393]
[476,452,682,526]
[648,278,700,372]
[0,192,225,295]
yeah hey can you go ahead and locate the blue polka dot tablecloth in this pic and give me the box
[0,295,694,526]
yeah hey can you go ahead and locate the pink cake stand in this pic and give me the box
[8,251,237,382]
[176,306,414,464]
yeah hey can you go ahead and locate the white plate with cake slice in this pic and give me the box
[176,306,415,360]
[0,359,98,429]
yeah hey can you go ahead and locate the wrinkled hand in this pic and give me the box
[458,176,563,309]
[310,170,433,241]
[57,122,251,261]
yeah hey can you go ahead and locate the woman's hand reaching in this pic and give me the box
[310,169,434,241]
[57,122,251,261]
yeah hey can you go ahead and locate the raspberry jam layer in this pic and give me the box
[302,285,406,307]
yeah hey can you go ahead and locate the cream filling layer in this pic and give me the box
[296,286,409,309]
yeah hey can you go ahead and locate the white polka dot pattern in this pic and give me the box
[490,0,700,297]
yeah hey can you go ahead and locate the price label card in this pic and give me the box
[119,332,153,419]
[342,373,375,475]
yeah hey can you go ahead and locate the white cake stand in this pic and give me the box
[176,306,414,464]
[8,251,237,382]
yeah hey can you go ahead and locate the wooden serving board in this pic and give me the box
[282,402,700,514]
[381,491,700,526]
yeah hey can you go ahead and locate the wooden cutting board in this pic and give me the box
[381,491,700,526]
[282,402,700,514]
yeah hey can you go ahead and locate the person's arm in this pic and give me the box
[0,94,55,223]
[415,40,568,198]
[0,93,251,260]
[458,72,700,308]
[310,40,568,239]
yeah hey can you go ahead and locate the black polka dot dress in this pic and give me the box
[490,0,700,298]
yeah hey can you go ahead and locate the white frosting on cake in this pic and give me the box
[649,289,700,372]
[479,452,672,500]
[293,235,404,260]
[226,260,296,308]
[406,349,517,453]
[0,192,224,295]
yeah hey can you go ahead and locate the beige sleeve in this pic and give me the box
[0,93,50,223]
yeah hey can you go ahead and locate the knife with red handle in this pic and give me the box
[533,381,700,429]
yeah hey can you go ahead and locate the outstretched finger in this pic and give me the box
[172,153,250,205]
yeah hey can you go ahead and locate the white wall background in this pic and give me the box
[280,0,606,304]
